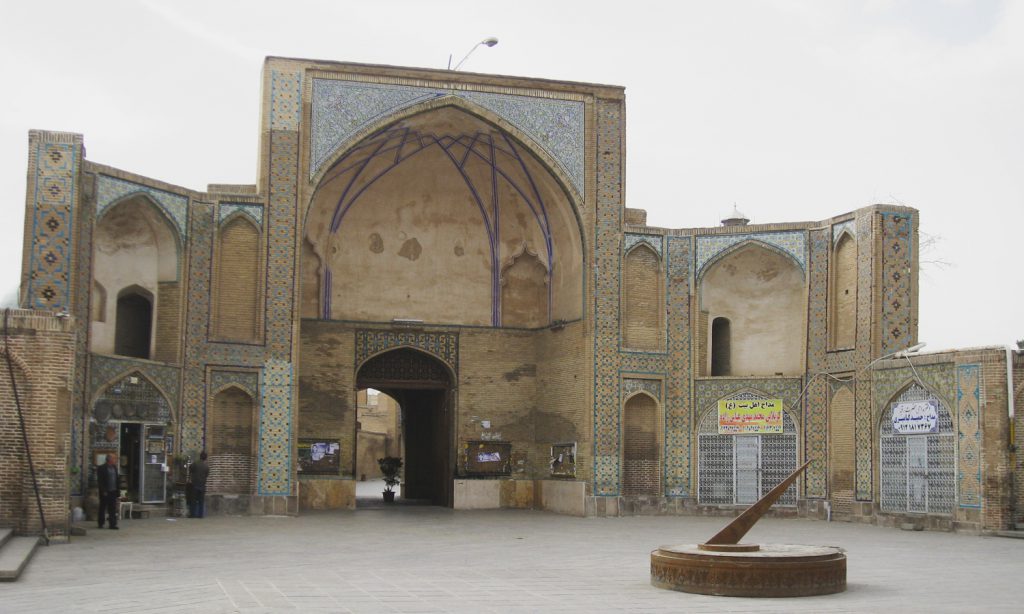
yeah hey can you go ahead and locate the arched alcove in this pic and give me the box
[214,215,261,341]
[301,105,584,327]
[500,246,548,328]
[209,386,256,495]
[91,195,181,360]
[699,243,806,376]
[622,243,663,350]
[879,383,955,515]
[830,232,857,349]
[622,393,660,495]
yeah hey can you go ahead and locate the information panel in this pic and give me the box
[891,399,939,434]
[718,399,784,434]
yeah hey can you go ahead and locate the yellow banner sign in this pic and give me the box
[718,399,784,434]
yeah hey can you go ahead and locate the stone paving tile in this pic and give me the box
[3,509,1023,612]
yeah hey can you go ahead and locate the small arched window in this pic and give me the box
[711,317,731,376]
[115,289,153,359]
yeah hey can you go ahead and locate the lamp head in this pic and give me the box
[482,37,499,47]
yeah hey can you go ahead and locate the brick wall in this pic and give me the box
[828,385,855,516]
[1014,353,1023,527]
[153,281,179,363]
[209,386,256,494]
[0,310,75,537]
[622,244,661,351]
[622,393,658,495]
[214,217,260,341]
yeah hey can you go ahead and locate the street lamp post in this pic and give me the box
[448,37,499,71]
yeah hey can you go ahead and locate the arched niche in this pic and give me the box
[91,194,181,358]
[214,214,261,341]
[302,105,584,327]
[500,244,549,328]
[830,232,857,349]
[209,385,257,495]
[622,392,660,495]
[699,242,806,376]
[622,243,663,351]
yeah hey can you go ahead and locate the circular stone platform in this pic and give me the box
[650,543,846,597]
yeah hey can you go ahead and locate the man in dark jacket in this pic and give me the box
[96,453,120,530]
[189,451,210,518]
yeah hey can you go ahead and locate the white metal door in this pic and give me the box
[907,436,928,513]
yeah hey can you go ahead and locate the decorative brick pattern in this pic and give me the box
[24,133,80,311]
[879,212,913,355]
[695,231,806,279]
[663,236,691,497]
[592,98,623,496]
[258,359,292,495]
[956,363,982,508]
[355,330,459,375]
[95,174,189,240]
[803,228,830,497]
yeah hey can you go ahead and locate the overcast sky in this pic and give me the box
[0,0,1019,352]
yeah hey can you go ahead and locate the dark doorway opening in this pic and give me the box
[115,290,153,359]
[356,348,453,507]
[711,316,731,376]
[119,423,141,500]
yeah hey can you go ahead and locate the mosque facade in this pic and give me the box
[6,58,1020,536]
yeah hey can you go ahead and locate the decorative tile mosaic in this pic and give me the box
[95,174,189,240]
[663,236,692,497]
[219,203,264,226]
[880,212,914,355]
[355,330,459,375]
[181,203,216,454]
[271,71,302,131]
[853,211,875,498]
[871,362,955,420]
[832,219,855,245]
[623,233,663,258]
[956,364,982,508]
[592,99,624,496]
[25,134,79,311]
[622,377,661,401]
[310,79,586,198]
[695,231,806,279]
[209,370,259,398]
[257,359,293,495]
[802,229,830,497]
[71,152,97,494]
[88,354,181,415]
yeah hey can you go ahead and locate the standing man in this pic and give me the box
[189,451,210,518]
[96,453,120,530]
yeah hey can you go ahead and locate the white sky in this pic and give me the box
[0,0,1020,351]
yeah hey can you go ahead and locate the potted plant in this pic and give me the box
[378,456,402,503]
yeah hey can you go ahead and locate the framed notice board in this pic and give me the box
[463,441,512,476]
[297,439,341,475]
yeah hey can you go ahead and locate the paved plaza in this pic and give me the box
[3,503,1022,613]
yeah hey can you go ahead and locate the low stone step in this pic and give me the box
[0,528,12,549]
[0,536,41,582]
[994,530,1024,539]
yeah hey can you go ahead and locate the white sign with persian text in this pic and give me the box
[891,399,939,434]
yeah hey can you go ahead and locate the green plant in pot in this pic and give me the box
[378,456,402,503]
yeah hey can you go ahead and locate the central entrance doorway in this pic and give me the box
[356,348,454,507]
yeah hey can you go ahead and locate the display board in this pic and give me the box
[297,439,341,475]
[550,442,577,477]
[717,399,784,434]
[463,441,512,476]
